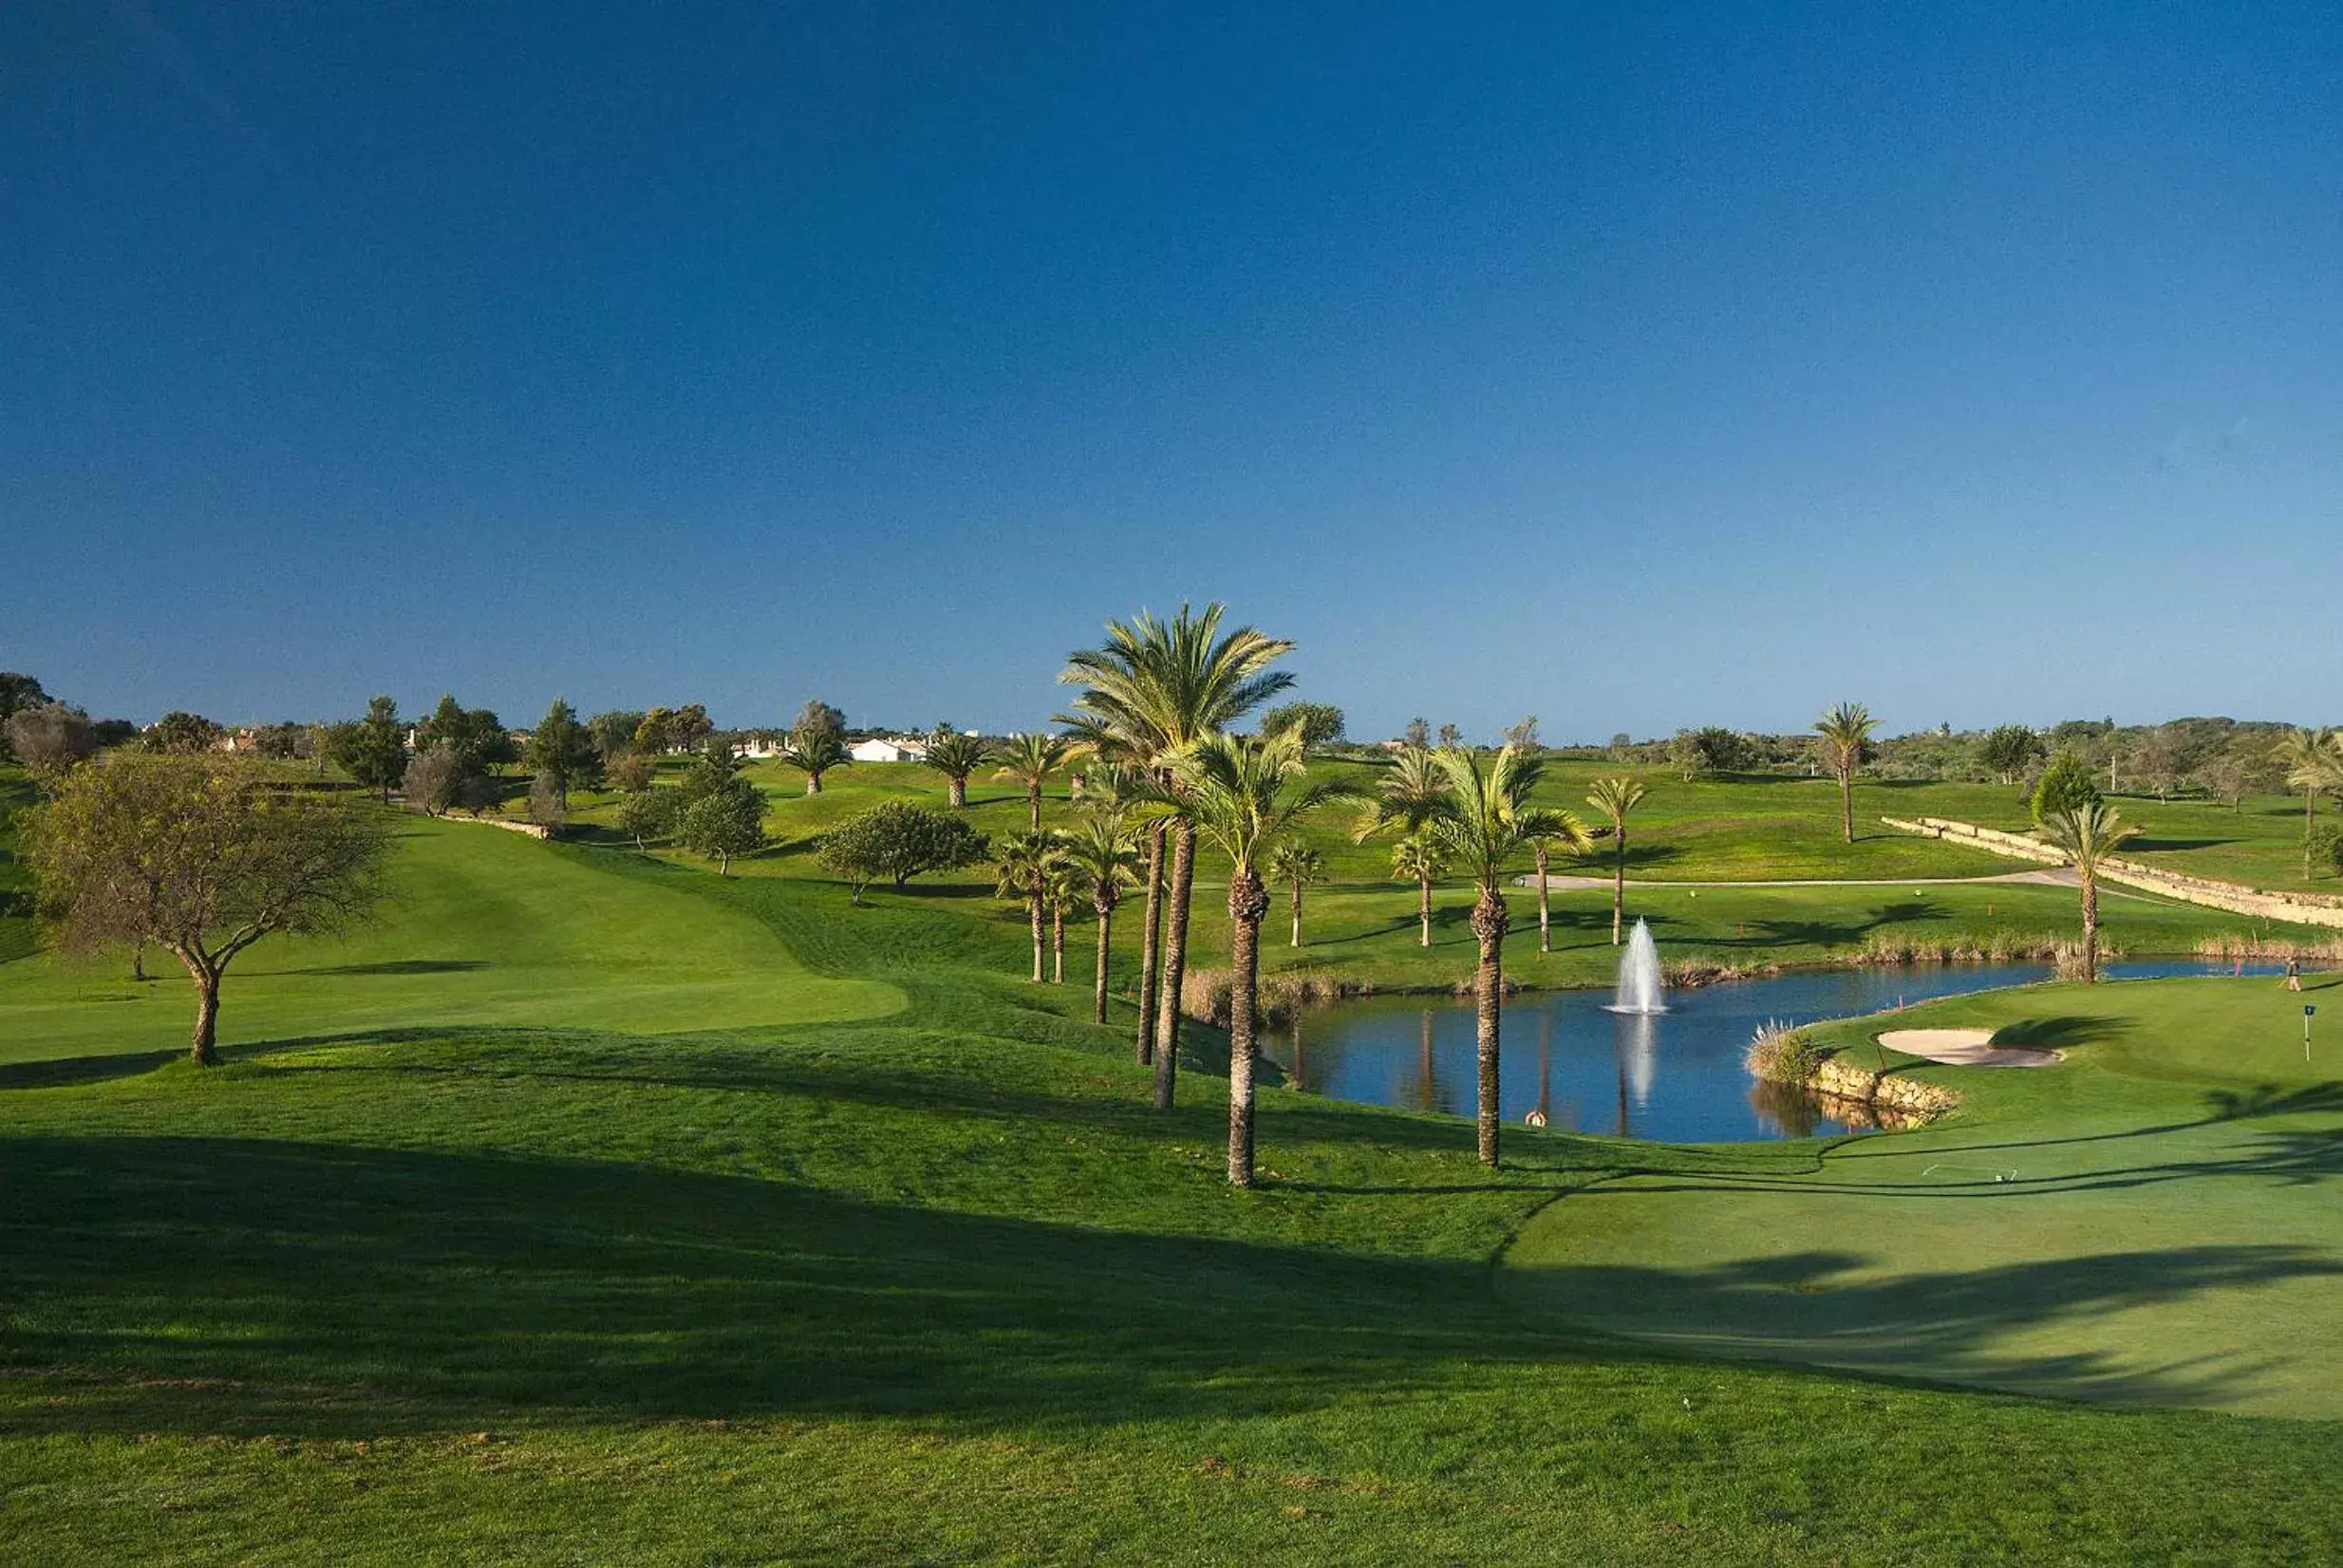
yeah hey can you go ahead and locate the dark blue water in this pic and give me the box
[1265,961,2279,1143]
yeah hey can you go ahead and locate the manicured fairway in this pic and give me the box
[1505,974,2343,1417]
[6,778,2343,1561]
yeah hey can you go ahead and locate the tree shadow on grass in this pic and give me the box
[0,1133,2323,1440]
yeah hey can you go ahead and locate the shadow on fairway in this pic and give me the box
[1,1132,2321,1439]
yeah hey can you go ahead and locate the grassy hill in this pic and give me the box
[2,793,2341,1561]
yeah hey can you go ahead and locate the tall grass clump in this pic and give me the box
[2195,932,2343,963]
[1745,1018,1828,1084]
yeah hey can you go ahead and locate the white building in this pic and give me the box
[848,737,928,764]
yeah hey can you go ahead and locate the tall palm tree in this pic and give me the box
[2037,801,2140,983]
[1059,814,1139,1023]
[1420,744,1540,1167]
[1058,604,1294,1111]
[1264,840,1326,948]
[1520,806,1595,955]
[780,728,852,796]
[1814,701,1877,844]
[2274,728,2343,878]
[1141,730,1360,1186]
[920,729,992,809]
[1389,835,1449,946]
[1060,718,1162,1063]
[1042,856,1084,984]
[993,731,1070,832]
[1584,776,1647,945]
[992,831,1063,984]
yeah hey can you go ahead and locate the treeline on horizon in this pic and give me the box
[0,668,2325,806]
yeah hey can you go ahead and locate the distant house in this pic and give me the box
[848,737,928,764]
[735,733,786,759]
[218,728,259,755]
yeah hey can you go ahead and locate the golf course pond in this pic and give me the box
[1265,959,2282,1143]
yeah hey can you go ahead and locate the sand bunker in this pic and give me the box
[1876,1028,2063,1068]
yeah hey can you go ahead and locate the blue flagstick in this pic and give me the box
[2306,1004,2316,1062]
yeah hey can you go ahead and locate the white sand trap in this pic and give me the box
[1876,1028,2063,1068]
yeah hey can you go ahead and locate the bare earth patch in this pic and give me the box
[1876,1027,2062,1068]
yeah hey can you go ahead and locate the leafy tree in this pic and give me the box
[679,779,765,874]
[1355,745,1448,946]
[0,672,50,736]
[1389,835,1450,948]
[1264,840,1326,948]
[1500,715,1542,753]
[679,737,742,802]
[632,707,677,754]
[666,704,713,752]
[417,695,513,775]
[816,800,988,902]
[1584,776,1649,945]
[253,722,308,761]
[26,756,390,1063]
[526,699,599,808]
[1521,805,1595,955]
[2031,751,2102,825]
[1436,722,1465,749]
[329,696,407,803]
[403,744,464,816]
[1813,701,1878,844]
[605,751,656,793]
[1977,724,2043,785]
[92,719,141,750]
[526,772,568,833]
[1059,815,1139,1022]
[1260,701,1346,750]
[992,732,1070,832]
[588,709,647,760]
[2273,729,2343,877]
[3,702,96,781]
[1419,745,1544,1167]
[617,786,684,849]
[1056,603,1293,1112]
[792,700,846,744]
[993,831,1067,985]
[1402,717,1431,749]
[920,728,993,808]
[1137,730,1360,1185]
[780,724,852,795]
[1669,726,1751,779]
[145,711,225,755]
[2037,800,2140,983]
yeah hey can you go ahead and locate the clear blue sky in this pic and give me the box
[6,4,2338,739]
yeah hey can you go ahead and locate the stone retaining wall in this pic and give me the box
[1882,815,2343,931]
[1812,1057,1961,1117]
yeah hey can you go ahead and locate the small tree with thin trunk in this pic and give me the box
[1813,701,1877,844]
[992,831,1065,984]
[993,732,1070,832]
[1584,776,1647,945]
[3,702,97,783]
[1422,745,1540,1167]
[27,756,391,1064]
[2037,800,2140,982]
[1389,835,1448,946]
[1264,840,1326,948]
[680,780,765,874]
[2274,728,2343,878]
[1520,807,1594,955]
[1059,814,1138,1022]
[921,729,993,808]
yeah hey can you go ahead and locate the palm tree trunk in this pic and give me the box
[1417,873,1433,947]
[948,776,967,809]
[1471,887,1509,1167]
[1093,898,1115,1024]
[1611,828,1626,945]
[1840,769,1854,843]
[1535,846,1551,953]
[1289,883,1303,947]
[1029,782,1041,833]
[1052,905,1065,983]
[1226,870,1270,1187]
[806,772,820,796]
[2308,792,2318,879]
[2081,870,2099,983]
[1153,821,1196,1112]
[1028,896,1045,983]
[1135,823,1166,1065]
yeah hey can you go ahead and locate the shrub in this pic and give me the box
[679,779,766,875]
[1745,1019,1828,1084]
[817,800,988,901]
[617,787,684,848]
[2311,824,2343,879]
[2031,751,2102,824]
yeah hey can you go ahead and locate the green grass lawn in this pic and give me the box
[1505,974,2343,1419]
[6,768,2343,1560]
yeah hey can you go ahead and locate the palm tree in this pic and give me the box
[1060,718,1162,1063]
[992,831,1063,984]
[1584,776,1647,945]
[921,729,992,809]
[1420,744,1540,1167]
[1389,835,1449,946]
[1814,701,1877,844]
[2037,801,2140,983]
[2273,728,2343,878]
[1520,806,1595,955]
[994,732,1070,832]
[1058,604,1294,1112]
[1059,814,1139,1023]
[1142,730,1360,1186]
[1265,840,1327,948]
[781,727,852,795]
[1042,856,1084,984]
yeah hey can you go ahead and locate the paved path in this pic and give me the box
[1518,869,2079,890]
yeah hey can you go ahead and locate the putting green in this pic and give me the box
[1501,975,2343,1417]
[0,817,901,1066]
